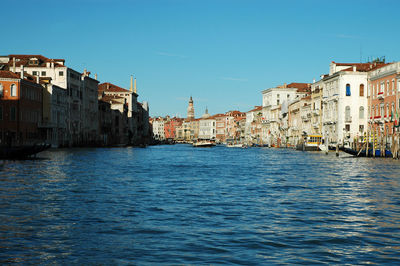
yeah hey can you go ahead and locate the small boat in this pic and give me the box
[226,143,246,148]
[0,143,51,159]
[193,140,216,147]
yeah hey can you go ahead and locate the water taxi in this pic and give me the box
[296,134,324,151]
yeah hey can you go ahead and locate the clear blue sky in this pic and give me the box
[2,0,399,117]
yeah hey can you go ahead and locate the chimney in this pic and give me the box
[51,60,54,69]
[95,73,97,80]
[107,83,110,90]
[353,66,356,72]
[130,75,133,92]
[20,65,24,79]
[134,77,137,94]
[13,57,16,72]
[284,83,287,88]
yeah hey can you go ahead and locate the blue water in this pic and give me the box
[1,145,400,264]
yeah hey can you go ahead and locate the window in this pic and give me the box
[359,106,364,119]
[0,84,3,97]
[10,106,16,121]
[10,84,16,97]
[345,124,350,132]
[277,100,280,105]
[359,84,364,96]
[41,71,46,76]
[346,84,351,96]
[32,71,38,76]
[345,106,351,121]
[59,71,64,76]
[359,125,364,133]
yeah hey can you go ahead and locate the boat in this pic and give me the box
[0,143,51,159]
[340,146,393,157]
[192,140,216,147]
[226,143,246,148]
[296,134,323,151]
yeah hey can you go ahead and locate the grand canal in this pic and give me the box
[1,145,400,264]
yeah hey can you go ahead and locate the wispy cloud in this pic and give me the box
[220,77,248,82]
[336,34,360,39]
[157,51,187,58]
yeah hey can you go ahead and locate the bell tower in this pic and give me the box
[187,96,195,120]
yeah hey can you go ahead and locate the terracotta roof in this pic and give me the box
[287,82,310,89]
[340,62,389,72]
[248,106,262,112]
[0,70,20,79]
[99,82,130,93]
[5,54,66,68]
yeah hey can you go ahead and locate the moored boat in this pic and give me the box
[0,143,51,159]
[296,134,323,151]
[192,140,216,147]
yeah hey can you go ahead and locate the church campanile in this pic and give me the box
[187,96,195,120]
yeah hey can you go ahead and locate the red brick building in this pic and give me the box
[0,70,43,145]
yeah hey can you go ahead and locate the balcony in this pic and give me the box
[377,92,384,100]
[313,123,319,128]
[345,116,352,123]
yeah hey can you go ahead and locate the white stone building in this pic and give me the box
[321,62,373,144]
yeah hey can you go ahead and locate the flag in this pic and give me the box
[391,110,394,122]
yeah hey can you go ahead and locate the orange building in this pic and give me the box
[0,70,44,145]
[368,62,400,142]
[164,117,183,140]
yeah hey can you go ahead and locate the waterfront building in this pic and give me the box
[225,110,246,141]
[98,98,113,145]
[198,108,216,140]
[310,77,325,135]
[190,119,200,140]
[98,79,140,144]
[98,94,128,144]
[0,54,101,146]
[321,61,386,144]
[82,70,99,145]
[245,106,262,145]
[262,83,309,146]
[0,70,43,145]
[214,113,227,143]
[151,117,166,140]
[164,117,183,140]
[137,101,150,144]
[300,95,312,137]
[368,62,400,145]
[41,80,68,147]
[288,98,302,146]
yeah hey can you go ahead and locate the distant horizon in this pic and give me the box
[2,0,399,117]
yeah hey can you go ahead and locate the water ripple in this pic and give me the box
[0,145,400,264]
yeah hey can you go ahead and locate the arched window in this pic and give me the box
[0,84,3,97]
[359,106,364,119]
[10,84,16,97]
[346,84,351,96]
[359,84,364,96]
[345,106,351,121]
